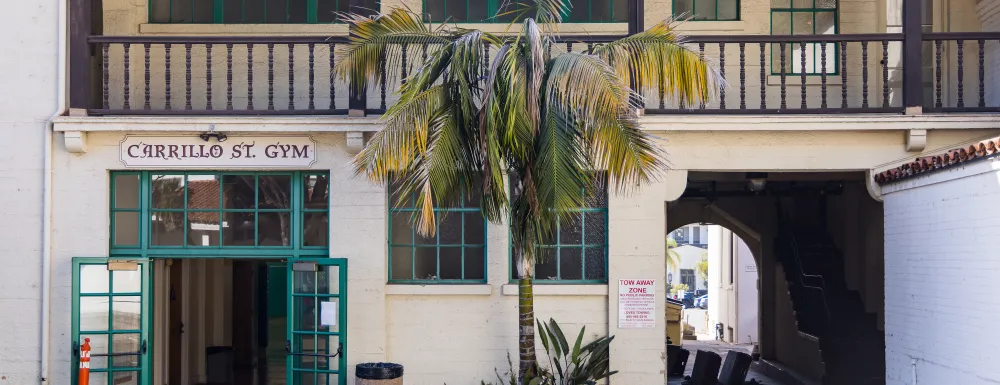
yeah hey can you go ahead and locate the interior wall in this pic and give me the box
[826,182,886,330]
[774,265,826,381]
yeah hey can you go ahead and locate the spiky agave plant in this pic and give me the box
[336,1,718,381]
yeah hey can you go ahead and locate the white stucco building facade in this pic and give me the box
[706,226,759,345]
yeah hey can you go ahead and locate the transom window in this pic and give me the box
[672,0,740,21]
[388,181,487,283]
[423,0,628,23]
[509,174,609,283]
[110,171,329,251]
[770,0,839,74]
[148,0,380,23]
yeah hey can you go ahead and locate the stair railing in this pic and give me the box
[784,226,832,323]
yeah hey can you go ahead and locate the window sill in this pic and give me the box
[138,23,350,36]
[500,284,608,296]
[385,284,492,296]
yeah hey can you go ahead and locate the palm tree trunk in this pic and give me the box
[518,277,537,382]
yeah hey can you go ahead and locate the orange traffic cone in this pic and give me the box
[78,338,91,385]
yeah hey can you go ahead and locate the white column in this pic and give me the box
[607,179,668,384]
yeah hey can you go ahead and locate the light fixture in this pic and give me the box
[746,172,768,192]
[199,124,228,142]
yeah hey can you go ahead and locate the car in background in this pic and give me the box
[695,295,708,309]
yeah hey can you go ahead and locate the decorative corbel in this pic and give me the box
[63,131,88,153]
[865,169,884,202]
[346,131,366,154]
[905,129,927,152]
[663,169,689,202]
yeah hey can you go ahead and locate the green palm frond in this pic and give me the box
[594,20,722,106]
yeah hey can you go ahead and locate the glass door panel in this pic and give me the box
[287,259,346,385]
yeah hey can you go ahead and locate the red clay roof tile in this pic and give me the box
[874,137,1000,185]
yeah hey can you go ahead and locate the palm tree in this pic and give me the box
[337,1,718,380]
[666,236,681,271]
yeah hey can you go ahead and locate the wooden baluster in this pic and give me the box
[957,40,965,108]
[123,43,131,109]
[861,41,869,108]
[738,43,746,109]
[248,44,254,110]
[840,41,847,108]
[206,44,213,110]
[935,40,942,108]
[185,43,192,110]
[165,44,172,110]
[288,43,295,110]
[329,43,336,110]
[267,43,274,110]
[780,42,787,110]
[401,43,408,85]
[308,43,315,110]
[979,39,986,108]
[379,46,387,110]
[699,43,706,109]
[800,41,807,109]
[226,43,233,110]
[881,40,889,107]
[102,44,110,109]
[143,43,151,109]
[820,41,827,109]
[760,43,766,110]
[719,42,726,109]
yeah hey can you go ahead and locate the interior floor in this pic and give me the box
[154,258,288,385]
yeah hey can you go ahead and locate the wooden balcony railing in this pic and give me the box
[84,32,1000,116]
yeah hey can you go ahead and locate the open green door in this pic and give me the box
[287,258,348,385]
[71,257,151,385]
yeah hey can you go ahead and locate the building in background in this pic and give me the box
[707,226,759,345]
[668,224,709,297]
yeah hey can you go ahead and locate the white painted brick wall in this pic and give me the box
[0,0,58,382]
[882,159,1000,385]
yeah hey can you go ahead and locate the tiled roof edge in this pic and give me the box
[873,137,1000,185]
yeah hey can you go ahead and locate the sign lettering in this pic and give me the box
[618,278,656,328]
[119,136,317,168]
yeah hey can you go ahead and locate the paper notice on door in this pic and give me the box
[320,301,337,327]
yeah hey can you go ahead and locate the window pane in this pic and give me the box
[258,212,292,246]
[151,175,185,209]
[438,213,462,244]
[791,0,811,8]
[113,269,143,293]
[112,296,142,330]
[304,174,329,209]
[151,212,184,246]
[674,0,694,17]
[464,247,485,280]
[792,12,814,35]
[114,212,140,247]
[559,248,583,280]
[535,248,558,280]
[187,178,220,209]
[80,297,110,331]
[223,212,255,246]
[414,247,437,280]
[568,0,589,21]
[391,212,414,244]
[391,246,414,280]
[303,213,329,247]
[771,12,791,34]
[151,0,171,22]
[266,0,287,23]
[815,11,836,34]
[771,0,790,9]
[448,0,469,22]
[223,175,255,209]
[559,215,583,245]
[415,225,435,245]
[318,0,339,22]
[171,0,193,22]
[613,0,628,21]
[439,247,463,280]
[425,0,446,22]
[584,212,606,245]
[245,0,266,22]
[188,212,221,246]
[113,371,139,385]
[82,334,109,369]
[592,0,612,21]
[816,0,835,8]
[584,247,606,280]
[718,0,739,20]
[114,174,140,209]
[695,0,718,20]
[584,180,607,208]
[111,333,141,369]
[389,182,413,208]
[289,0,308,23]
[464,212,485,244]
[469,0,489,21]
[259,175,292,209]
[223,0,242,22]
[193,0,215,23]
[80,265,110,293]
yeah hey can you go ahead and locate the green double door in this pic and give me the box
[71,257,348,385]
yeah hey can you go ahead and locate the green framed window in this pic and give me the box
[770,0,839,75]
[148,0,380,23]
[111,171,330,254]
[509,174,609,283]
[672,0,740,21]
[422,0,628,23]
[388,180,487,283]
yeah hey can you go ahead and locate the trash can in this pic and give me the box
[206,346,234,384]
[665,298,683,346]
[356,363,403,385]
